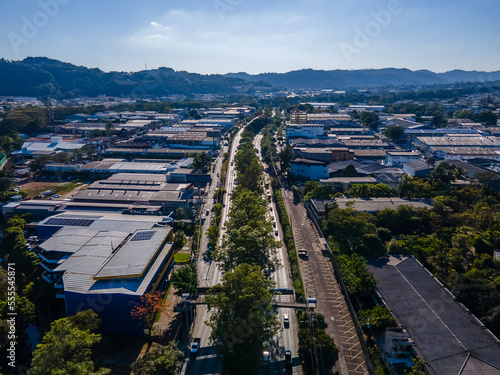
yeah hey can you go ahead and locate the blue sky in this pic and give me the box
[1,0,499,74]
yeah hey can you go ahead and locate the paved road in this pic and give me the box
[181,127,244,375]
[281,191,369,375]
[255,132,303,375]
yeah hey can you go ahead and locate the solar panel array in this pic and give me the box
[45,218,95,227]
[130,231,155,241]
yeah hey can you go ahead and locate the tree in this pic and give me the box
[104,122,115,136]
[131,291,165,338]
[337,254,375,296]
[28,310,110,375]
[384,124,405,141]
[170,264,198,297]
[341,164,357,177]
[29,155,52,174]
[192,151,210,171]
[174,207,185,219]
[279,143,293,171]
[323,207,375,252]
[404,358,426,375]
[431,114,447,128]
[357,306,395,334]
[215,189,279,272]
[237,157,263,192]
[298,328,339,375]
[173,230,186,249]
[359,111,379,130]
[206,264,280,374]
[0,177,13,192]
[131,342,183,375]
[429,163,465,184]
[397,174,432,198]
[206,224,219,247]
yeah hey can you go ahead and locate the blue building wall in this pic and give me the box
[291,163,328,180]
[65,291,144,336]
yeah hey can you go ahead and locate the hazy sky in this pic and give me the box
[1,0,499,74]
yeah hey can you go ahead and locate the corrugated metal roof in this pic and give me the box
[94,228,170,279]
[57,228,173,295]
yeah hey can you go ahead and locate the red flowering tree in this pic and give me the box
[131,291,165,339]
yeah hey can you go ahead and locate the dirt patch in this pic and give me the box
[20,180,66,198]
[20,179,87,199]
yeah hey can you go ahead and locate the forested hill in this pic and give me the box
[226,68,500,90]
[0,57,272,98]
[2,57,500,97]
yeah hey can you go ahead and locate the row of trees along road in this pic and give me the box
[207,114,282,374]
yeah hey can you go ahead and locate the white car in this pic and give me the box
[283,313,289,327]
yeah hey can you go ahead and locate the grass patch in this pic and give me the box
[174,253,191,263]
[21,180,84,198]
[52,181,84,195]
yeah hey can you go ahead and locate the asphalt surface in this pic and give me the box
[255,132,303,375]
[281,191,369,375]
[182,124,304,374]
[181,129,242,375]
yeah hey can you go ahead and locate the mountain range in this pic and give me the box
[1,57,500,98]
[226,68,500,90]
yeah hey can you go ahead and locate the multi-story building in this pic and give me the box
[286,123,324,139]
[385,151,421,167]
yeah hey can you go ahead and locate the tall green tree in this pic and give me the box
[170,264,198,297]
[359,111,379,130]
[337,254,375,296]
[279,143,293,171]
[131,342,183,375]
[298,328,339,375]
[215,189,279,272]
[384,124,405,141]
[28,310,109,375]
[206,264,280,374]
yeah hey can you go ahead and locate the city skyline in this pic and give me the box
[1,0,500,74]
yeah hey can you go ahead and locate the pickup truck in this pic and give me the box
[190,338,201,355]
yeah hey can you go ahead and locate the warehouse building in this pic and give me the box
[38,225,174,335]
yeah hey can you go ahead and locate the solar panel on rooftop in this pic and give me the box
[130,231,155,241]
[45,218,95,226]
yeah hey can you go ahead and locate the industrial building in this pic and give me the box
[367,256,500,375]
[38,223,174,335]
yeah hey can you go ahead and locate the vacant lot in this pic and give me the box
[20,180,86,198]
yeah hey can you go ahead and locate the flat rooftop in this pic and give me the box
[38,213,170,235]
[94,228,170,279]
[367,256,500,375]
[312,197,433,214]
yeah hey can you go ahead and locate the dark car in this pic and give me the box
[285,350,292,366]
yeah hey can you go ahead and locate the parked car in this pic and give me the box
[298,249,308,258]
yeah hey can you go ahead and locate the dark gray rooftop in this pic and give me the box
[367,256,500,375]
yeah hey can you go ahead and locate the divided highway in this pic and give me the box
[182,122,303,374]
